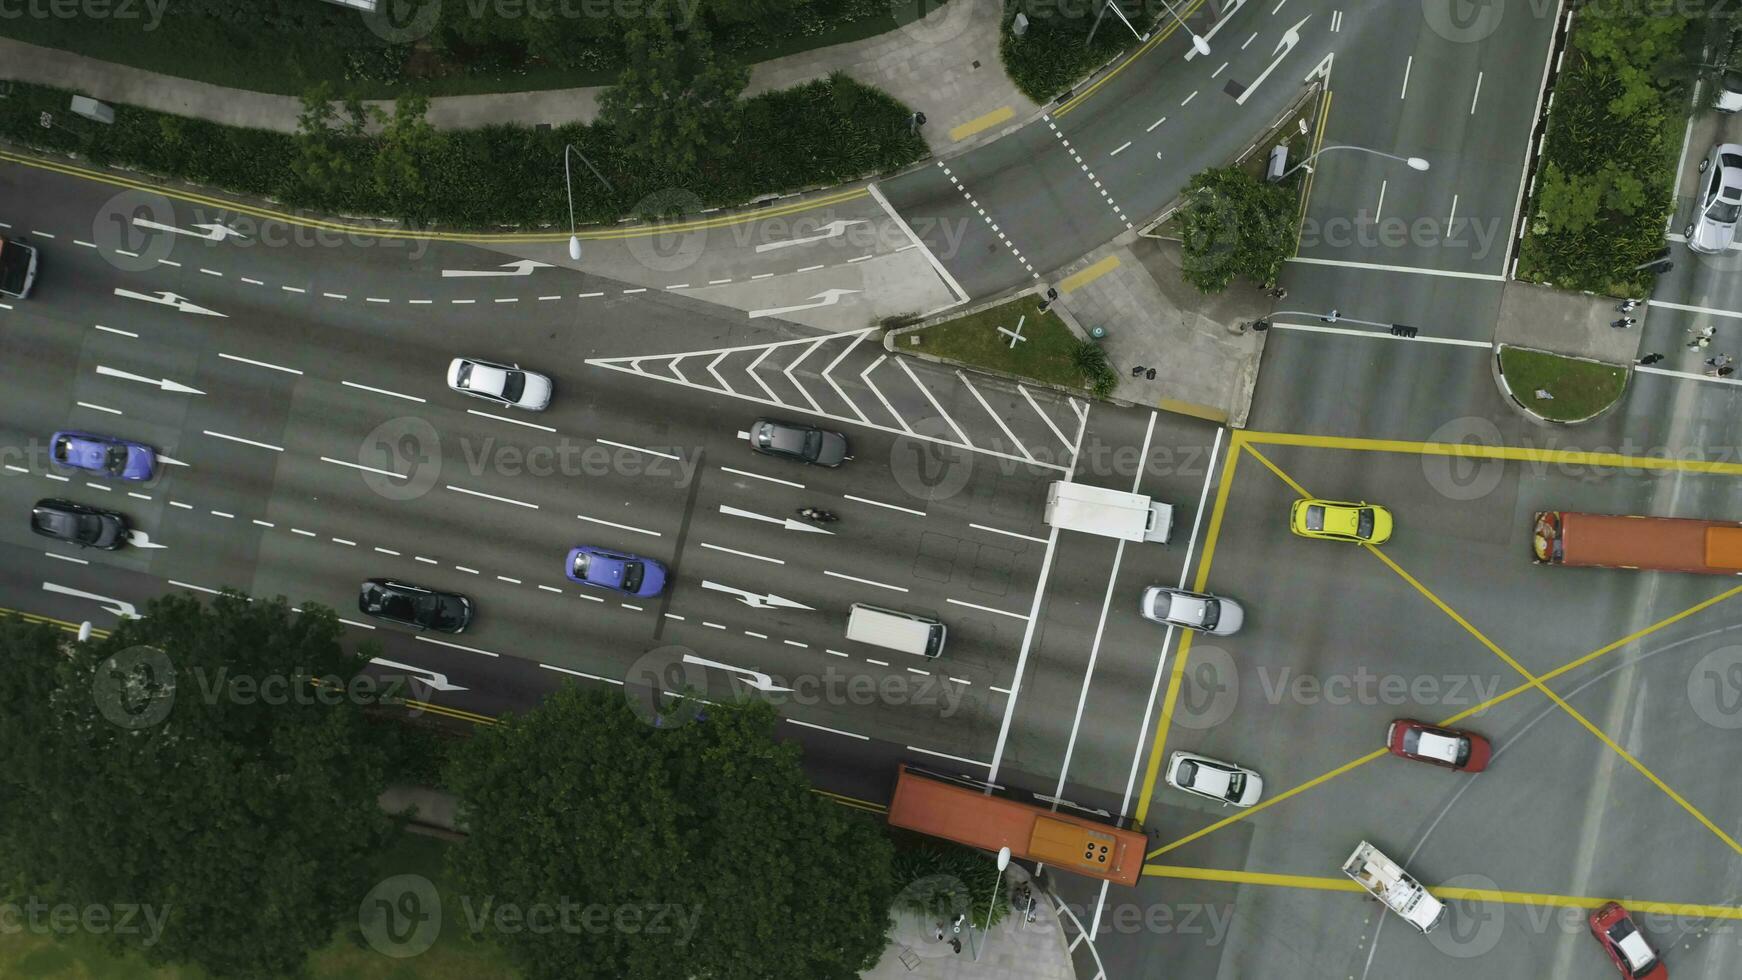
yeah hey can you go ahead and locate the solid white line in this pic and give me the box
[782,336,829,414]
[959,370,1036,461]
[843,493,925,517]
[596,438,680,461]
[1285,255,1506,281]
[1268,320,1492,349]
[820,328,873,424]
[1504,0,1565,275]
[169,579,223,596]
[744,345,783,402]
[858,355,914,434]
[786,718,870,740]
[1400,55,1412,99]
[203,429,283,452]
[575,513,661,537]
[701,542,783,565]
[906,745,990,768]
[868,181,968,304]
[1447,193,1459,231]
[1019,385,1071,450]
[446,484,538,509]
[719,465,804,489]
[94,324,137,338]
[947,598,1029,621]
[45,552,89,565]
[970,523,1048,544]
[342,380,425,403]
[824,569,909,593]
[321,456,408,480]
[337,617,378,630]
[895,356,973,448]
[468,409,556,433]
[540,663,621,684]
[219,352,303,375]
[76,401,122,416]
[416,635,501,658]
[1470,71,1484,114]
[1637,365,1742,387]
[1648,299,1742,321]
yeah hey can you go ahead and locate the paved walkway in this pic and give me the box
[865,867,1078,980]
[0,0,1031,153]
[1492,280,1642,364]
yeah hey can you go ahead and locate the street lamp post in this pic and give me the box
[970,847,1013,962]
[562,144,615,262]
[1089,0,1209,55]
[1279,144,1430,182]
[1159,0,1211,55]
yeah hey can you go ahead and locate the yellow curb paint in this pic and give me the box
[0,605,109,637]
[948,106,1016,142]
[1293,89,1332,255]
[1058,254,1121,293]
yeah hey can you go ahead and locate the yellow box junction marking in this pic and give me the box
[949,106,1016,142]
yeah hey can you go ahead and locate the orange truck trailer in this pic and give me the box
[1532,511,1742,575]
[885,765,1146,886]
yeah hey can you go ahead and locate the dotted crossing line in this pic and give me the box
[936,161,1040,282]
[1044,115,1134,232]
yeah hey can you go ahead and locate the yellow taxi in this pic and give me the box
[1289,498,1393,544]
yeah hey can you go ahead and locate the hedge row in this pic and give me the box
[0,74,927,230]
[999,0,1138,103]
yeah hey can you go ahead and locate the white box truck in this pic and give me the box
[1341,840,1445,934]
[1044,481,1173,543]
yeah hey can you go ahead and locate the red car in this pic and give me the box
[1386,719,1492,772]
[1589,902,1667,980]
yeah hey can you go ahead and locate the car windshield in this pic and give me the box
[455,362,473,386]
[501,371,525,402]
[1304,505,1326,531]
[52,436,70,462]
[414,594,447,626]
[1225,772,1245,798]
[1710,199,1742,224]
[1200,599,1220,630]
[1177,761,1197,784]
[1357,509,1375,539]
[803,431,822,457]
[75,514,103,538]
[573,552,591,577]
[621,561,644,593]
[104,444,129,475]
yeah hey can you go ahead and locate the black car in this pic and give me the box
[30,498,129,549]
[749,418,848,467]
[358,579,473,633]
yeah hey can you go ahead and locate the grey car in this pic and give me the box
[1140,586,1244,635]
[1686,143,1742,254]
[749,418,848,466]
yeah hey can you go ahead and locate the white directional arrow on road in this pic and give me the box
[682,654,792,693]
[125,530,168,550]
[441,259,552,278]
[748,288,861,320]
[700,580,815,611]
[369,657,468,693]
[96,365,205,395]
[112,288,227,317]
[718,504,834,534]
[1237,15,1310,106]
[132,217,248,242]
[42,582,140,619]
[754,219,869,253]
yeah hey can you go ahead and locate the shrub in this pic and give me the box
[1071,338,1118,398]
[999,0,1134,103]
[1176,165,1296,293]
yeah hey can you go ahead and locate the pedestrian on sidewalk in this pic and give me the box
[1638,353,1664,365]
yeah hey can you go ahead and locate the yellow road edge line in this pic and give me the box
[1055,0,1210,119]
[1142,865,1742,919]
[0,606,110,637]
[814,789,888,814]
[1057,254,1121,294]
[1242,429,1742,476]
[948,106,1016,142]
[405,700,497,726]
[0,148,869,242]
[1133,431,1244,826]
[1293,88,1332,256]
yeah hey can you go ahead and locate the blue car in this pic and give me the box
[565,546,668,598]
[50,431,157,481]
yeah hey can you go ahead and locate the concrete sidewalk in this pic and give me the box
[0,0,1030,153]
[864,867,1078,980]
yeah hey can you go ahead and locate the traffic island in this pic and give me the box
[888,294,1115,398]
[1495,345,1628,424]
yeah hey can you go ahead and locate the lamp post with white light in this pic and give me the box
[1088,0,1208,55]
[968,847,1012,961]
[562,144,614,262]
[1279,145,1430,182]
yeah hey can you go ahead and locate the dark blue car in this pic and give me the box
[565,546,668,598]
[50,431,156,481]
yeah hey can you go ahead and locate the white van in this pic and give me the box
[845,603,947,659]
[1044,481,1173,543]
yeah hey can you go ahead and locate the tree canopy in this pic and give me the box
[599,7,750,174]
[1177,165,1296,293]
[444,686,896,980]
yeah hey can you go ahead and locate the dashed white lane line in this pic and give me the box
[467,409,556,433]
[212,510,235,519]
[368,297,391,304]
[665,612,686,621]
[786,718,869,740]
[203,429,284,452]
[342,380,426,403]
[700,542,783,565]
[539,295,561,301]
[451,298,475,305]
[866,659,889,667]
[338,617,378,630]
[292,528,316,537]
[784,640,808,649]
[540,584,564,594]
[579,291,604,298]
[74,239,95,248]
[282,286,306,293]
[623,287,647,294]
[1211,61,1229,78]
[497,575,521,584]
[825,648,850,658]
[84,482,110,492]
[415,556,439,564]
[824,570,908,593]
[751,273,774,280]
[596,438,680,461]
[576,513,662,537]
[1400,55,1413,100]
[219,352,303,376]
[332,536,356,546]
[710,278,734,284]
[1180,91,1198,106]
[843,493,926,517]
[456,566,480,574]
[1471,70,1484,114]
[1043,115,1134,231]
[45,552,88,565]
[94,325,137,338]
[169,500,192,509]
[796,264,824,273]
[242,277,264,286]
[745,630,769,640]
[970,522,1049,544]
[375,546,399,555]
[541,663,619,684]
[323,292,347,300]
[905,745,990,768]
[719,466,804,489]
[937,160,1038,280]
[254,519,275,528]
[416,635,501,658]
[200,268,223,278]
[576,593,605,603]
[446,484,538,509]
[494,297,518,303]
[947,597,1031,621]
[76,401,122,416]
[1147,115,1167,132]
[321,456,408,480]
[169,579,223,596]
[30,230,54,238]
[409,299,433,305]
[115,248,138,257]
[704,621,727,630]
[906,667,929,676]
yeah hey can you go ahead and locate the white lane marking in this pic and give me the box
[745,630,769,639]
[784,640,808,648]
[540,663,621,684]
[129,492,151,501]
[700,542,784,565]
[1148,115,1168,132]
[1374,179,1387,224]
[374,546,399,555]
[1267,320,1492,349]
[1400,55,1412,99]
[76,401,122,416]
[338,617,378,630]
[958,370,1034,461]
[201,268,223,277]
[596,438,680,461]
[321,456,408,480]
[866,659,889,667]
[1648,299,1742,320]
[333,537,356,546]
[859,355,914,433]
[1019,385,1071,450]
[467,409,556,433]
[4,464,26,473]
[867,181,969,306]
[703,621,727,629]
[1637,365,1742,387]
[75,239,95,248]
[94,324,137,338]
[1180,91,1198,106]
[820,328,873,424]
[824,570,908,593]
[578,291,604,298]
[282,285,306,293]
[31,230,55,238]
[203,429,284,452]
[540,584,564,593]
[906,667,929,676]
[323,292,347,300]
[970,523,1048,544]
[96,363,205,394]
[497,575,521,584]
[744,344,783,402]
[1447,193,1459,231]
[212,510,235,519]
[242,277,263,286]
[1471,70,1484,114]
[575,513,661,537]
[895,356,973,448]
[494,297,518,304]
[843,494,925,517]
[947,598,1030,621]
[782,336,829,414]
[706,351,734,394]
[539,295,561,301]
[169,579,224,596]
[906,745,990,768]
[415,635,501,658]
[577,592,605,603]
[1241,31,1256,48]
[719,465,805,489]
[826,648,850,658]
[786,718,870,740]
[368,297,392,304]
[342,380,426,403]
[46,474,70,482]
[446,484,538,509]
[409,299,432,305]
[623,288,646,294]
[1285,256,1505,281]
[45,552,89,565]
[168,500,191,508]
[415,556,438,564]
[1110,141,1131,157]
[253,519,275,528]
[85,482,111,492]
[664,612,685,620]
[292,528,316,537]
[219,352,303,375]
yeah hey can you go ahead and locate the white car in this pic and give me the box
[446,357,552,411]
[1140,586,1244,635]
[1165,751,1263,807]
[1686,143,1742,254]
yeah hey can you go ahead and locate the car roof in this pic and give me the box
[1166,593,1211,625]
[1614,929,1656,969]
[1414,730,1464,763]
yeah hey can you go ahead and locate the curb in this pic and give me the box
[1491,344,1629,427]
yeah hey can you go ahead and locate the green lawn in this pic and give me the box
[1498,346,1628,422]
[913,296,1087,390]
[0,833,516,980]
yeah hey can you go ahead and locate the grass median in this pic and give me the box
[912,296,1101,392]
[1498,346,1628,422]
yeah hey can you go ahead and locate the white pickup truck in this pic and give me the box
[1341,840,1445,934]
[1044,481,1173,543]
[0,235,39,299]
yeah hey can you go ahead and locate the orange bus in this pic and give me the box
[1533,511,1742,575]
[885,764,1147,886]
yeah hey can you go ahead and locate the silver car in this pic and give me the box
[1686,143,1742,254]
[447,357,552,411]
[1165,751,1264,807]
[1140,586,1244,635]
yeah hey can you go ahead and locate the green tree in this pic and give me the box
[289,82,376,206]
[1534,162,1603,234]
[445,686,895,980]
[1177,166,1296,293]
[0,596,396,978]
[599,8,749,174]
[374,94,441,225]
